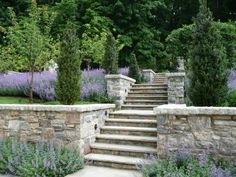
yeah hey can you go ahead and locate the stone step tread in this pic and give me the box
[101,126,156,132]
[96,134,157,142]
[85,153,149,165]
[129,91,168,93]
[110,110,155,116]
[127,95,168,98]
[90,143,156,153]
[124,100,167,103]
[133,84,167,86]
[106,119,156,123]
[122,105,159,108]
[131,87,167,90]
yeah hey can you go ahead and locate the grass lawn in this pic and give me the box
[0,96,96,105]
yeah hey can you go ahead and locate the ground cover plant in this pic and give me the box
[0,138,84,177]
[142,149,236,177]
[0,68,128,103]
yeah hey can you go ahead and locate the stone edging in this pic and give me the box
[154,104,236,115]
[142,69,156,75]
[167,72,185,77]
[105,74,136,83]
[0,104,115,113]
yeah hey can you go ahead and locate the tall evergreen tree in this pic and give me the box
[188,0,228,106]
[55,24,81,105]
[128,53,141,83]
[102,33,118,74]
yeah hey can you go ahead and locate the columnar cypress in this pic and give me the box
[188,0,228,106]
[102,33,118,74]
[128,53,141,83]
[55,24,81,105]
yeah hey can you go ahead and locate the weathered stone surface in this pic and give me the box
[155,104,236,162]
[166,73,185,104]
[105,74,136,108]
[0,104,114,155]
[142,69,156,83]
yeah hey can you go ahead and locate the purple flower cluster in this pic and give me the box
[228,70,236,90]
[0,68,129,101]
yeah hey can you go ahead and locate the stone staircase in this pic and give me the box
[84,73,168,170]
[122,73,168,110]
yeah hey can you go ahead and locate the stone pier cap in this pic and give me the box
[154,104,236,116]
[0,104,116,112]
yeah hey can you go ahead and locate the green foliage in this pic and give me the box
[166,24,193,70]
[166,22,236,70]
[86,92,115,103]
[102,33,118,74]
[81,30,107,67]
[0,2,58,103]
[128,53,141,83]
[188,0,228,106]
[0,138,84,176]
[227,90,236,107]
[55,24,81,105]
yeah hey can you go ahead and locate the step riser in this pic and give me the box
[128,93,168,97]
[96,138,156,148]
[121,107,155,110]
[130,88,167,91]
[105,121,156,127]
[86,160,138,170]
[133,85,167,88]
[109,115,156,120]
[101,129,156,136]
[91,148,155,158]
[129,90,167,94]
[126,97,167,100]
[124,102,167,105]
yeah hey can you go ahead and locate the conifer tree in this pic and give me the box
[188,0,228,106]
[128,53,141,83]
[102,33,118,74]
[55,24,81,105]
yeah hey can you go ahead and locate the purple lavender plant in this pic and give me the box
[228,70,236,90]
[0,68,129,102]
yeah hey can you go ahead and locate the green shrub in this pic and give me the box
[188,1,228,106]
[128,53,142,83]
[0,138,84,177]
[227,90,236,107]
[55,24,81,105]
[86,92,115,103]
[102,33,118,74]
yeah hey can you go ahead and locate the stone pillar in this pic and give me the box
[142,69,156,83]
[105,74,136,108]
[167,72,185,104]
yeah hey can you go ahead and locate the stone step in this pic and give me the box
[126,95,168,100]
[101,126,157,136]
[124,100,167,105]
[128,90,168,94]
[96,134,157,147]
[109,110,156,120]
[133,84,167,87]
[130,87,167,91]
[85,153,148,170]
[90,143,156,158]
[105,118,156,127]
[121,104,159,110]
[128,92,167,97]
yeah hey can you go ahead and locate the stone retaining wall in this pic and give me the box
[0,104,115,155]
[105,74,136,108]
[154,105,236,162]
